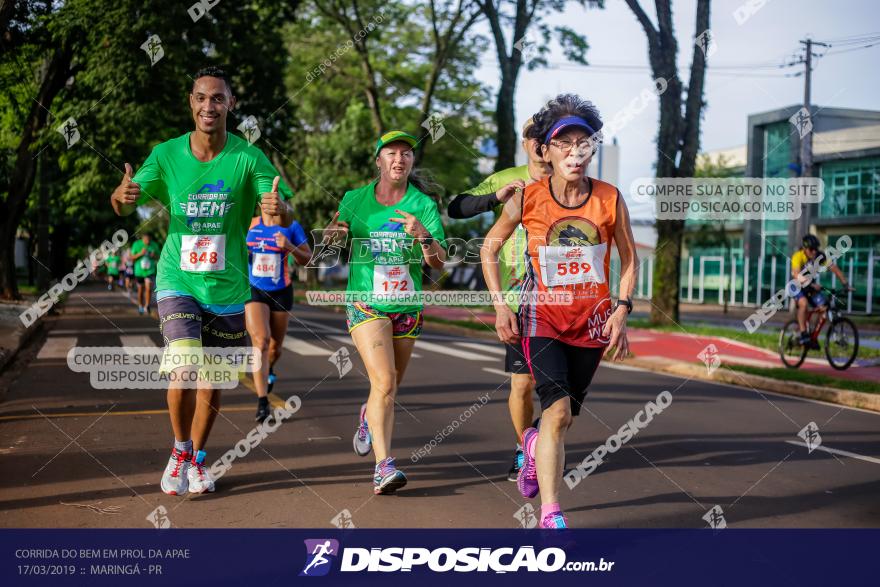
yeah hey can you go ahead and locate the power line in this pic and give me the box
[818,31,880,44]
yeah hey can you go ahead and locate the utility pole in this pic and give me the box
[794,37,828,242]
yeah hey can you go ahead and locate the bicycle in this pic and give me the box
[778,287,859,370]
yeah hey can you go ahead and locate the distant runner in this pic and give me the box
[131,233,160,314]
[104,252,120,291]
[245,211,311,422]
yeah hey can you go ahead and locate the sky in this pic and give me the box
[471,0,880,219]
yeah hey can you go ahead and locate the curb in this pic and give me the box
[0,311,44,375]
[625,357,880,413]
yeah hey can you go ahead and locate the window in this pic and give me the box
[819,157,880,218]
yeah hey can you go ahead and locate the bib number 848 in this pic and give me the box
[190,251,219,264]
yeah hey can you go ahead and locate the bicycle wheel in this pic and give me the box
[779,319,807,369]
[825,317,859,370]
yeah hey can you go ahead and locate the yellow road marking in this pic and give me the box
[0,405,256,423]
[0,376,288,423]
[238,373,286,410]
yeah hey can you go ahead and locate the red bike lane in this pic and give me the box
[424,307,878,384]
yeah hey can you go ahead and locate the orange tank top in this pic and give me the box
[519,176,618,347]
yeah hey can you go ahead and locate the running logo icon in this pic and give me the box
[300,539,339,576]
[703,505,727,530]
[797,422,822,453]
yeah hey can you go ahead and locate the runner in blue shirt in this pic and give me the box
[245,211,311,422]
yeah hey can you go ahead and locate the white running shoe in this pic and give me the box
[160,449,190,496]
[187,459,216,494]
[353,403,372,457]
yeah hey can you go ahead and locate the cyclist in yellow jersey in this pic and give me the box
[447,118,551,481]
[791,234,852,347]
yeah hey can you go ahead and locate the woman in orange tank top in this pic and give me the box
[481,94,639,529]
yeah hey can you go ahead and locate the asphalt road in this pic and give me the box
[1,283,879,529]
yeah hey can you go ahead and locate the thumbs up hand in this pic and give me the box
[112,162,140,206]
[260,176,283,216]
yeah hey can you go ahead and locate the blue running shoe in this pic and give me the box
[267,368,276,393]
[540,511,569,529]
[374,457,407,495]
[508,448,524,481]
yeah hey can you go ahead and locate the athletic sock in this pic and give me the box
[541,502,561,518]
[174,439,192,455]
[193,450,207,465]
[516,443,523,452]
[258,396,269,407]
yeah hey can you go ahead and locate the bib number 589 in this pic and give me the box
[556,261,592,276]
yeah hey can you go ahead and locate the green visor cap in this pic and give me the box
[374,130,418,157]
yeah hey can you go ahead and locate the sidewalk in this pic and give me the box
[423,306,879,384]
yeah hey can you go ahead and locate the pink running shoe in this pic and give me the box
[517,427,539,498]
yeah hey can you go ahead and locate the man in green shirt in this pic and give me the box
[447,118,550,481]
[110,66,293,496]
[104,253,121,291]
[130,233,160,314]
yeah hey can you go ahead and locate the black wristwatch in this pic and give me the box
[614,297,633,315]
[419,236,435,246]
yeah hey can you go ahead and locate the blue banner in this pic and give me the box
[1,529,875,586]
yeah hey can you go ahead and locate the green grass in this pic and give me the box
[16,283,38,296]
[628,318,880,360]
[723,364,880,395]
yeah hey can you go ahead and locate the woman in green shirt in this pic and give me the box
[325,131,447,495]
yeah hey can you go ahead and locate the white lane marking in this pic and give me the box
[119,335,157,348]
[454,342,506,357]
[600,362,648,373]
[282,338,333,357]
[52,328,157,335]
[37,337,77,360]
[414,339,496,361]
[324,334,420,358]
[327,335,355,347]
[785,440,880,465]
[482,367,509,377]
[290,317,342,334]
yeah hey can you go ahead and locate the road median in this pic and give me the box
[625,356,880,413]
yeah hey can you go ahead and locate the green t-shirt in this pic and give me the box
[131,241,160,277]
[132,132,292,305]
[105,255,120,276]
[338,182,446,313]
[465,165,531,311]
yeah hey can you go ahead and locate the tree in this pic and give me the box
[478,0,603,171]
[0,0,300,299]
[624,0,711,324]
[281,0,490,233]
